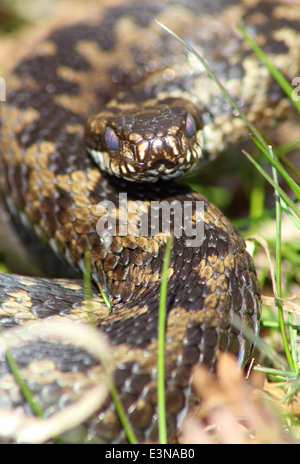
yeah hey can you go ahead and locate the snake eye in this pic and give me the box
[105,127,119,150]
[185,113,196,138]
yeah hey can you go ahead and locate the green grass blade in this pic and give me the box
[238,26,300,113]
[155,20,267,149]
[250,136,300,199]
[242,149,300,226]
[253,365,297,379]
[155,20,300,197]
[5,349,44,417]
[280,377,300,404]
[97,281,111,310]
[5,348,64,444]
[106,376,138,444]
[158,236,173,444]
[83,245,92,301]
[82,251,135,442]
[270,146,297,373]
[83,244,111,311]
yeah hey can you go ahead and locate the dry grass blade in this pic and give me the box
[180,353,293,444]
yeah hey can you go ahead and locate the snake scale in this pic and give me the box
[0,0,299,444]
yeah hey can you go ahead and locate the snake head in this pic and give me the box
[85,98,204,182]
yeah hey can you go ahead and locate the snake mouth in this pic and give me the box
[87,145,202,182]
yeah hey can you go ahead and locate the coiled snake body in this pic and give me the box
[0,0,299,443]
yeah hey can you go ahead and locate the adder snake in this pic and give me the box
[0,0,299,443]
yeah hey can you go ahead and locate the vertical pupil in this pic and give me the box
[186,113,195,138]
[105,127,119,150]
